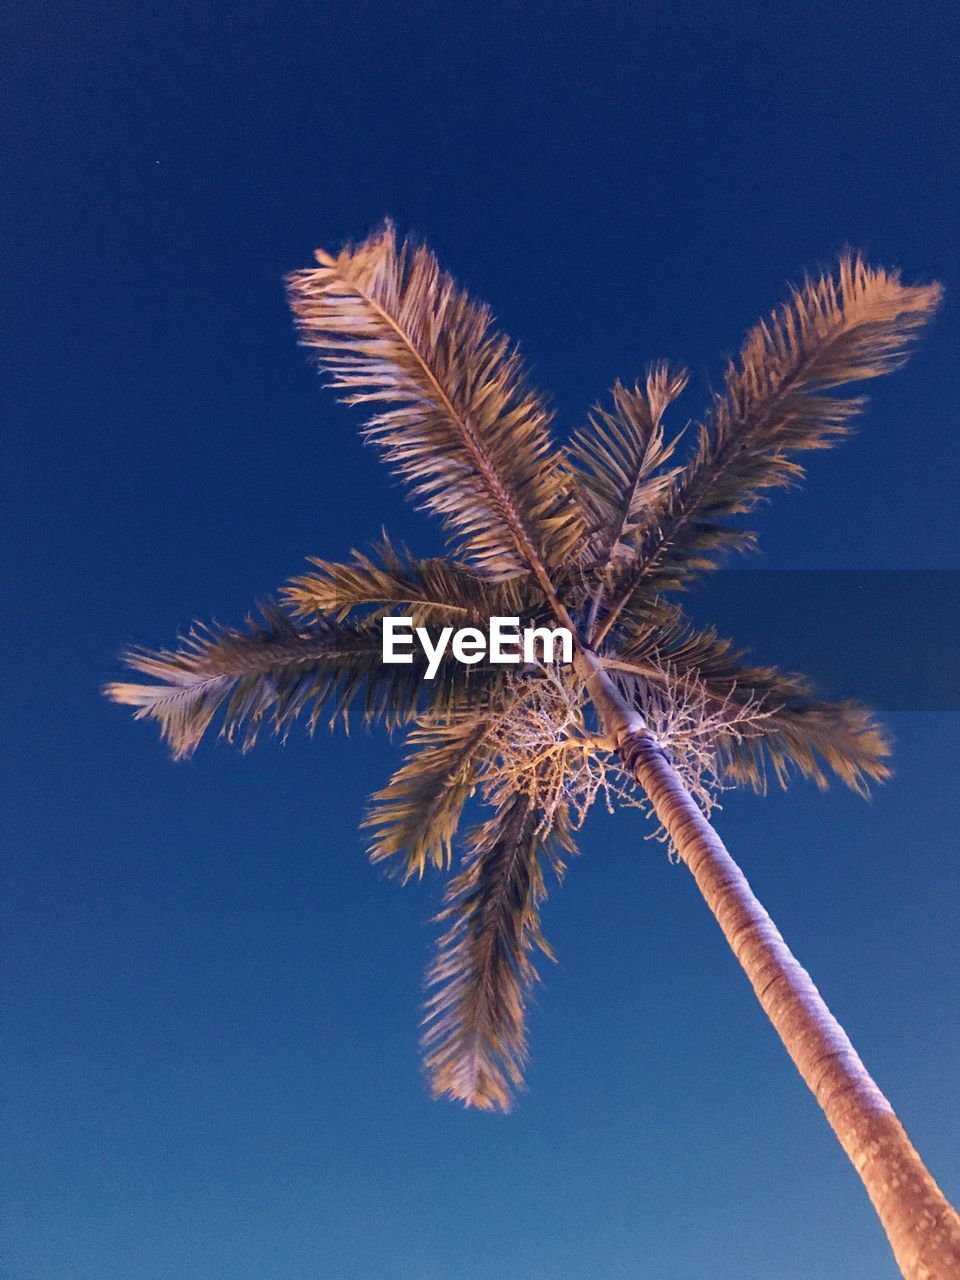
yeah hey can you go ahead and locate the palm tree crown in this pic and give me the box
[107,224,939,1112]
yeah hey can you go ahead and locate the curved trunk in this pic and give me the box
[577,652,960,1280]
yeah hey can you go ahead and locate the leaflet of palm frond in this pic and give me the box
[597,257,942,636]
[613,607,890,792]
[104,605,499,760]
[284,534,539,627]
[364,709,498,881]
[423,794,574,1111]
[619,525,761,598]
[715,697,890,796]
[285,222,583,587]
[616,605,769,681]
[570,367,686,572]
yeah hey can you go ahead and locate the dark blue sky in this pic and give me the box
[3,3,959,1278]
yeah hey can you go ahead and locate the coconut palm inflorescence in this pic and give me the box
[107,225,959,1279]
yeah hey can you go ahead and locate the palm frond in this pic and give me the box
[716,696,890,796]
[283,534,537,627]
[365,709,497,881]
[596,256,942,637]
[423,793,573,1111]
[285,223,583,596]
[610,607,890,794]
[104,604,496,759]
[571,366,686,572]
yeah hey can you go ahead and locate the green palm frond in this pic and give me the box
[283,534,538,627]
[365,709,497,881]
[595,256,942,637]
[610,607,890,793]
[285,223,583,596]
[423,793,573,1111]
[104,604,497,759]
[571,366,687,573]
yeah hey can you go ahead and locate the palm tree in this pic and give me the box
[106,225,959,1278]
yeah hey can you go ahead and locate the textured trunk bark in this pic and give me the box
[577,652,960,1280]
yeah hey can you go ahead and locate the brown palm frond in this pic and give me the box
[715,696,890,796]
[423,793,574,1111]
[285,223,583,600]
[283,534,539,627]
[571,366,687,573]
[104,604,498,759]
[608,607,890,793]
[365,709,498,881]
[595,256,942,637]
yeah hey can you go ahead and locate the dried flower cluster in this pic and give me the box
[480,662,775,857]
[479,664,638,832]
[623,668,775,855]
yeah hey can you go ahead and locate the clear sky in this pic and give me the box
[3,3,959,1278]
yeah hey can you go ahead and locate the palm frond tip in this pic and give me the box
[104,604,499,758]
[572,365,687,576]
[596,256,941,634]
[423,794,573,1111]
[285,222,583,584]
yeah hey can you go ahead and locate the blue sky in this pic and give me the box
[3,2,959,1277]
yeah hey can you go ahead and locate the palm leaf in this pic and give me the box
[104,604,497,759]
[595,256,942,638]
[285,223,582,598]
[716,696,890,796]
[283,534,537,627]
[610,607,890,793]
[365,709,497,881]
[423,793,573,1111]
[571,366,686,573]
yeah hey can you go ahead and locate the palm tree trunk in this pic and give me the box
[577,652,960,1280]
